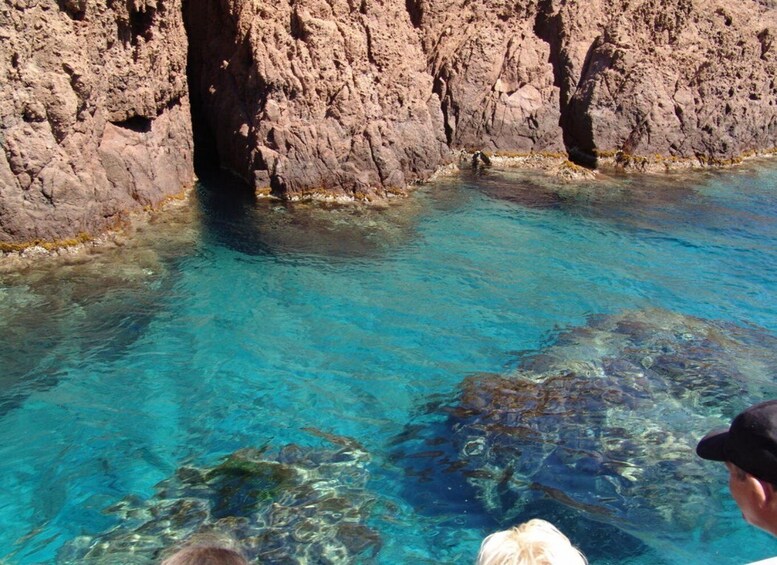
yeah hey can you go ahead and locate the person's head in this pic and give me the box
[476,518,587,565]
[696,399,777,536]
[161,545,249,565]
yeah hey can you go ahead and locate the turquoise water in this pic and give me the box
[1,164,777,563]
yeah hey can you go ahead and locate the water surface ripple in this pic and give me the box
[1,164,777,564]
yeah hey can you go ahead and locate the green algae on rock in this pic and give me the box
[58,441,381,564]
[393,309,777,551]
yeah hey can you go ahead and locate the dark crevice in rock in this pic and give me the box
[112,0,156,47]
[269,172,285,195]
[182,0,221,176]
[112,115,153,132]
[405,0,423,28]
[130,5,156,44]
[290,9,306,41]
[161,93,184,115]
[116,20,132,46]
[562,39,602,167]
[58,0,86,20]
[758,29,773,60]
[365,26,379,68]
[533,0,596,168]
[431,75,454,146]
[533,2,565,110]
[183,0,258,184]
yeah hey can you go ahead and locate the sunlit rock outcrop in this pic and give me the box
[185,0,777,197]
[0,0,193,244]
[563,1,777,166]
[2,0,777,242]
[184,0,450,200]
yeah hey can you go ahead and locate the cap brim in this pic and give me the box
[696,427,730,461]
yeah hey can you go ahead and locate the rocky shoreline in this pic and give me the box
[0,183,194,270]
[3,0,776,244]
[4,146,777,262]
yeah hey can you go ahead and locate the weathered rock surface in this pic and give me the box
[3,0,777,242]
[184,0,450,200]
[186,0,777,199]
[563,0,777,165]
[413,0,565,153]
[0,0,194,244]
[392,309,777,552]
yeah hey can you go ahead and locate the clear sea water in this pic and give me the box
[1,163,777,564]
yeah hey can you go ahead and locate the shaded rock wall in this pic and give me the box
[0,0,193,243]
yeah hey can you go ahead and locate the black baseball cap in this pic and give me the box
[696,400,777,485]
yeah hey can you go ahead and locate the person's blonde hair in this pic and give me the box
[476,519,587,565]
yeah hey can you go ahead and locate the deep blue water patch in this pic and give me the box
[1,163,777,563]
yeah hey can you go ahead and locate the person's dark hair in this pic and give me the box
[161,545,249,565]
[731,462,777,490]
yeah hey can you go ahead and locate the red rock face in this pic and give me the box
[186,0,777,198]
[564,0,777,163]
[418,0,565,153]
[184,0,450,199]
[0,0,194,244]
[2,0,777,242]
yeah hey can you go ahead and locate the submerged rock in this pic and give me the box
[0,201,199,415]
[58,438,380,564]
[394,309,777,547]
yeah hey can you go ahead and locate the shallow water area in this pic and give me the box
[1,162,777,564]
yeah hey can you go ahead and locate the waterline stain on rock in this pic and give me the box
[2,0,777,246]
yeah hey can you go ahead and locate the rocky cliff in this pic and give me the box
[184,0,450,200]
[184,0,777,196]
[563,0,777,165]
[2,0,776,243]
[0,0,193,245]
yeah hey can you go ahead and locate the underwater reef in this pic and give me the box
[392,308,777,551]
[58,436,380,564]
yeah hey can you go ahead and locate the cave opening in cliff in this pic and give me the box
[182,0,221,177]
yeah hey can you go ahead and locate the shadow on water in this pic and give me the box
[0,285,159,415]
[465,163,777,239]
[0,272,171,415]
[195,170,426,260]
[464,166,710,215]
[0,207,199,416]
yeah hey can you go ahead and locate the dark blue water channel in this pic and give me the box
[1,163,777,564]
